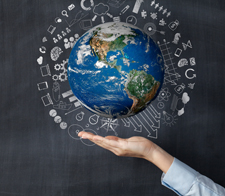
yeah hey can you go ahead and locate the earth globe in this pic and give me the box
[68,22,164,119]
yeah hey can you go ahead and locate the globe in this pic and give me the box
[68,22,164,118]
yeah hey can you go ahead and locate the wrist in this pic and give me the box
[144,144,174,173]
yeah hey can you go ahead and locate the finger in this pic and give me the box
[79,132,116,151]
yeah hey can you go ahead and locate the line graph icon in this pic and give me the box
[158,39,181,85]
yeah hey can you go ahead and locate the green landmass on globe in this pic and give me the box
[68,22,164,118]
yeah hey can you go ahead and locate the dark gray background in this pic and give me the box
[1,0,225,195]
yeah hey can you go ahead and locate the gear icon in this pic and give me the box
[60,59,68,72]
[52,74,59,81]
[59,72,67,82]
[54,64,61,71]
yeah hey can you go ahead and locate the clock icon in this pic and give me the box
[126,15,137,25]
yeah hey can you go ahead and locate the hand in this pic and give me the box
[78,131,174,173]
[78,131,156,160]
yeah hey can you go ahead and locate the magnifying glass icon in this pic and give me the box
[61,10,69,17]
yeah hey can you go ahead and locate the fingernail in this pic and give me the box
[82,136,87,139]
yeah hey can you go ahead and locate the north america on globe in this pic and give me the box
[68,22,165,118]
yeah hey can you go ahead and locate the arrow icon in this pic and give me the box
[185,68,196,79]
[121,118,130,127]
[138,113,158,138]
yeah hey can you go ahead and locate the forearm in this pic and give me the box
[144,144,174,174]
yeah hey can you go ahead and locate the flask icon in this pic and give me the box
[168,20,179,31]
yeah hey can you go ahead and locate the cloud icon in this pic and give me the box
[93,3,109,16]
[182,92,190,104]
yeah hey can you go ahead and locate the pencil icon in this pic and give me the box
[119,5,130,15]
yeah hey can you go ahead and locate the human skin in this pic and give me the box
[78,131,174,173]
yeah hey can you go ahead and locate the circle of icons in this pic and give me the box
[37,0,197,145]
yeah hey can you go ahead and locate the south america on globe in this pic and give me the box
[68,22,164,118]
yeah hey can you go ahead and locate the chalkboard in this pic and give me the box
[1,0,225,195]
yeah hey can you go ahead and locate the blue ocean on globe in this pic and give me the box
[68,22,164,118]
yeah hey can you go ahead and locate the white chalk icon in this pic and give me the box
[42,37,47,42]
[141,10,147,19]
[47,25,56,34]
[69,96,77,102]
[64,105,82,115]
[188,83,195,89]
[68,4,75,11]
[39,46,46,54]
[55,17,62,23]
[53,37,58,43]
[150,12,157,20]
[182,40,192,50]
[171,94,178,112]
[172,33,181,44]
[168,20,179,31]
[150,0,155,6]
[185,68,196,79]
[190,57,196,66]
[157,88,171,102]
[54,116,62,123]
[100,118,119,136]
[41,93,53,106]
[40,64,51,77]
[60,122,67,130]
[159,18,166,26]
[62,90,73,98]
[52,81,60,102]
[49,109,57,117]
[126,15,137,25]
[178,58,188,67]
[176,92,190,116]
[154,3,159,9]
[107,0,126,8]
[135,112,157,138]
[37,81,48,91]
[76,111,85,121]
[65,11,88,27]
[162,111,177,127]
[158,40,180,85]
[174,83,185,94]
[64,92,83,115]
[53,101,72,111]
[174,48,182,57]
[79,19,93,30]
[113,16,121,22]
[120,5,129,15]
[121,118,130,127]
[130,116,142,132]
[144,23,165,36]
[101,16,105,23]
[93,3,109,16]
[145,108,160,129]
[80,0,94,11]
[50,47,63,61]
[68,124,97,146]
[61,10,69,17]
[37,56,43,65]
[157,102,164,109]
[106,13,113,18]
[92,15,97,21]
[132,0,144,14]
[158,6,163,12]
[89,114,100,125]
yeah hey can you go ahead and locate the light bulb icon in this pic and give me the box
[162,111,177,126]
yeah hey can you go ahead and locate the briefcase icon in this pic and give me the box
[68,4,75,11]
